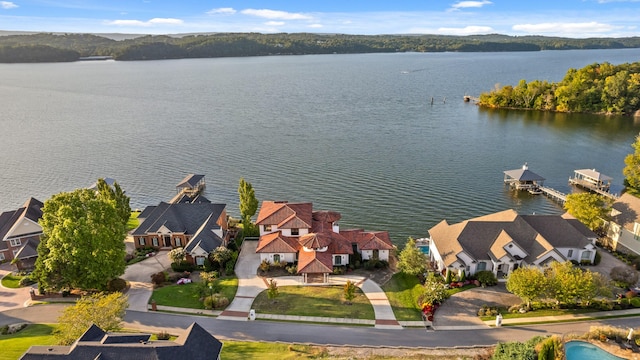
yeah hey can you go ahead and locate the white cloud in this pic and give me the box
[309,24,323,28]
[106,18,183,27]
[450,1,492,10]
[207,7,236,15]
[241,9,312,20]
[436,25,494,35]
[512,21,616,35]
[1,1,18,9]
[265,21,284,26]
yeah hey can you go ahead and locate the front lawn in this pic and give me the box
[252,286,374,319]
[151,276,238,309]
[1,274,24,289]
[381,272,423,321]
[0,324,58,360]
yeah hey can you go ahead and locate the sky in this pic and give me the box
[0,0,639,38]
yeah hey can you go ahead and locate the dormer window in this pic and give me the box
[264,225,272,232]
[291,228,299,236]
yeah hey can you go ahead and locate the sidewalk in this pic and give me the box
[485,307,640,327]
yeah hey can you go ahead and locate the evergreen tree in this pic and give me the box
[397,237,427,277]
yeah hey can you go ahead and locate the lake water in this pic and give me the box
[2,49,640,245]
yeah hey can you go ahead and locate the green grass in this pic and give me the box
[381,272,423,321]
[1,274,23,289]
[223,341,328,359]
[126,211,140,231]
[445,284,477,297]
[0,324,58,360]
[151,277,238,309]
[252,286,375,319]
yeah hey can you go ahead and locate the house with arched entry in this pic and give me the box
[428,209,597,280]
[255,201,393,283]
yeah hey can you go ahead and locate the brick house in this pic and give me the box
[132,201,229,266]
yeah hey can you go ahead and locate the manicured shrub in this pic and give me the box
[151,271,167,286]
[225,261,235,276]
[19,276,36,287]
[476,270,497,286]
[156,331,170,340]
[106,278,127,292]
[286,265,297,274]
[203,294,229,309]
[594,251,602,266]
[171,261,195,273]
[259,259,271,273]
[631,297,640,308]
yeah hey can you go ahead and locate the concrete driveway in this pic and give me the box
[122,251,171,312]
[433,283,520,330]
[0,263,34,312]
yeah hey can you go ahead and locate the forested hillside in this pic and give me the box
[478,62,640,115]
[1,32,640,63]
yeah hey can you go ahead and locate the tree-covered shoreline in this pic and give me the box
[478,61,640,116]
[1,32,640,63]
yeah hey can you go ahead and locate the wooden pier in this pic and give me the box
[538,186,567,204]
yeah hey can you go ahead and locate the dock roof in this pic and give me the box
[503,166,545,182]
[573,169,612,182]
[176,174,205,189]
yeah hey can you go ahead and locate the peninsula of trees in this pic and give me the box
[478,61,640,115]
[2,32,640,63]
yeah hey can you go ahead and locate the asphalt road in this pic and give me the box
[2,304,639,348]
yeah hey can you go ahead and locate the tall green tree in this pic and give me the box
[397,237,427,277]
[563,192,609,231]
[506,266,548,309]
[33,188,127,291]
[55,292,128,345]
[546,261,586,304]
[418,273,448,307]
[238,177,259,237]
[96,178,131,226]
[624,133,640,190]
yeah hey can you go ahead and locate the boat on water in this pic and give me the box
[528,188,543,195]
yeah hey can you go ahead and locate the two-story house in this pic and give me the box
[605,193,640,256]
[255,201,393,283]
[428,209,597,280]
[0,198,44,270]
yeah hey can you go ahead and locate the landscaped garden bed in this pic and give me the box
[150,275,238,310]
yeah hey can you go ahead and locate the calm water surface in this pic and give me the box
[2,49,640,244]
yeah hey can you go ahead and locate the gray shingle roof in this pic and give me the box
[176,174,205,189]
[20,323,222,360]
[132,202,225,236]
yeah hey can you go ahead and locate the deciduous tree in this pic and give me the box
[33,188,127,291]
[397,237,427,277]
[564,192,609,231]
[96,178,131,226]
[624,133,640,190]
[55,292,128,345]
[506,266,548,308]
[418,273,448,307]
[343,280,356,304]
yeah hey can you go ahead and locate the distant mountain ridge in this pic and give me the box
[1,31,639,63]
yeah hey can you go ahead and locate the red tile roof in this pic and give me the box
[358,231,394,250]
[297,250,333,274]
[255,201,312,229]
[298,232,333,249]
[256,232,299,253]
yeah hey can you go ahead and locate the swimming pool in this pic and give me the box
[565,341,626,360]
[417,245,429,255]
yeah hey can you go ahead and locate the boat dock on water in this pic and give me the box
[503,164,619,205]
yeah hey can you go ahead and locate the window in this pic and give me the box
[196,257,205,266]
[175,238,182,247]
[476,262,487,271]
[581,251,592,260]
[152,237,159,247]
[264,225,272,232]
[291,228,299,236]
[138,237,145,246]
[12,250,19,258]
[567,249,573,258]
[335,256,342,265]
[273,254,281,263]
[9,239,21,247]
[0,253,4,261]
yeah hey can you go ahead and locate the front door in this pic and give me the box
[163,235,171,247]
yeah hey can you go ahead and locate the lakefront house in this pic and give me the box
[255,201,393,283]
[132,201,229,266]
[0,198,44,271]
[604,193,640,256]
[428,209,597,279]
